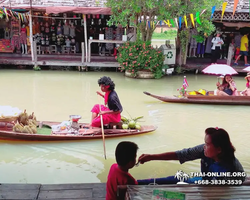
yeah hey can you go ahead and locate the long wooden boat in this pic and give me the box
[0,121,157,141]
[143,91,250,105]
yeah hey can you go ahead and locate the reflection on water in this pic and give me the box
[0,70,249,183]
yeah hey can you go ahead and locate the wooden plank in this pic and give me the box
[39,199,106,200]
[37,189,92,199]
[0,189,39,200]
[92,187,106,198]
[40,183,105,190]
[0,184,40,190]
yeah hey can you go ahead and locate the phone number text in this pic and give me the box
[194,179,243,185]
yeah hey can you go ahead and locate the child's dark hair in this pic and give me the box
[98,76,115,91]
[115,141,138,167]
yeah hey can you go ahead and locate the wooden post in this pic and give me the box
[83,15,88,62]
[81,42,85,64]
[29,7,34,63]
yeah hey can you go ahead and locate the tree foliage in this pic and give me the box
[106,0,223,41]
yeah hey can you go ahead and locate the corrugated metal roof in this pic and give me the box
[1,0,107,7]
[220,0,249,13]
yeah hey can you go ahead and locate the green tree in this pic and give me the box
[106,0,223,64]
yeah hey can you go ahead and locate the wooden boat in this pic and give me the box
[143,91,250,105]
[0,121,157,141]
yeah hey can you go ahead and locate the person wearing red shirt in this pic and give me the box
[106,141,138,200]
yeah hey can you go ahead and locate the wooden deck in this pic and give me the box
[186,57,248,73]
[0,183,106,200]
[0,53,119,68]
[1,183,250,199]
[0,53,249,72]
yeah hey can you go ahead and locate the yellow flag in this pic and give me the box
[221,2,228,20]
[190,14,195,27]
[164,20,171,27]
[184,15,188,28]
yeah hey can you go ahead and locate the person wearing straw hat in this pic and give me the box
[86,76,123,128]
[241,72,250,96]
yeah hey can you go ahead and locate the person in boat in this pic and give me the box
[216,74,238,96]
[241,72,250,96]
[137,127,245,184]
[88,76,123,128]
[106,141,138,200]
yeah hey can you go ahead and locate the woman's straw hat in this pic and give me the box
[245,72,250,79]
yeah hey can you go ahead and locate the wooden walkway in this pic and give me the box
[186,57,248,73]
[0,54,119,68]
[1,183,250,199]
[0,183,106,200]
[0,53,249,73]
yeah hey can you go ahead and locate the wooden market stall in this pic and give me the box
[0,0,123,68]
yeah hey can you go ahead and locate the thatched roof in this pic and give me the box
[0,0,107,8]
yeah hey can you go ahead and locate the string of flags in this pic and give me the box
[0,7,29,22]
[0,0,242,25]
[144,0,241,29]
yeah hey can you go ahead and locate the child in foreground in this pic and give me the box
[106,141,138,200]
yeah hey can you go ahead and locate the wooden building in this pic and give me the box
[213,0,250,27]
[0,0,123,68]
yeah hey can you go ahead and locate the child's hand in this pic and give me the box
[216,82,220,87]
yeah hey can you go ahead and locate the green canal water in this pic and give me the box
[0,70,249,184]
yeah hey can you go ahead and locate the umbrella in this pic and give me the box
[243,66,250,72]
[202,64,238,75]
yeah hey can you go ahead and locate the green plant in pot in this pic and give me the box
[116,40,165,79]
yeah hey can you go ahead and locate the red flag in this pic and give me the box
[183,76,189,89]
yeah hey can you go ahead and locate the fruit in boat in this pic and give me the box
[122,124,128,129]
[135,124,141,130]
[128,120,136,128]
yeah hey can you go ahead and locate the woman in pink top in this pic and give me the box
[241,72,250,96]
[88,76,123,128]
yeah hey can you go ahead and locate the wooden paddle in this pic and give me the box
[99,96,107,159]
